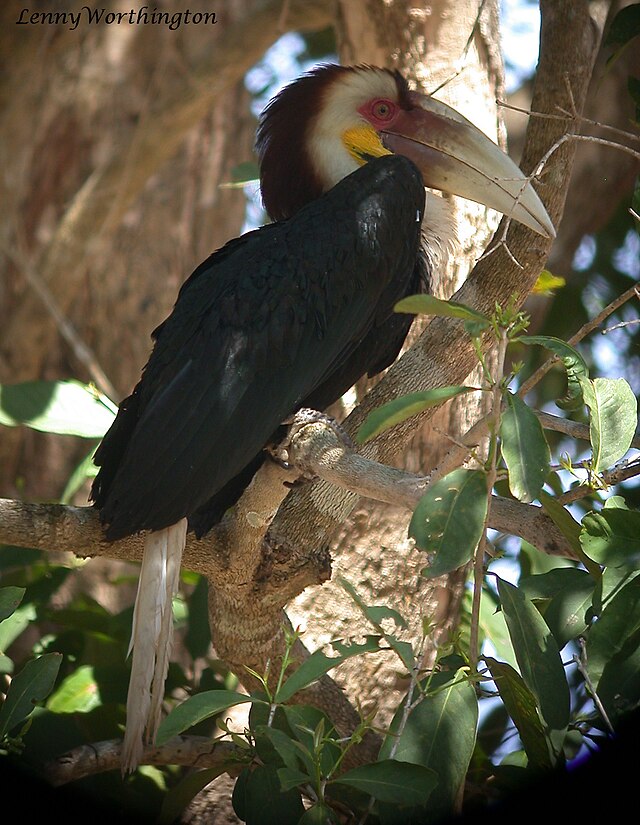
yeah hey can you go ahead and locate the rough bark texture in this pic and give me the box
[0,0,333,500]
[284,0,504,724]
[0,0,614,819]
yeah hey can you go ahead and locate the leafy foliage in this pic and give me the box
[2,278,640,821]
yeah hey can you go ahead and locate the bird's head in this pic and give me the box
[256,64,554,238]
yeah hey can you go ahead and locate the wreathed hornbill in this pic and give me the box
[91,64,554,771]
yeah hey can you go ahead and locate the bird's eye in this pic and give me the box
[371,99,395,120]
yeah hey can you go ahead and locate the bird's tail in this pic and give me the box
[121,518,187,774]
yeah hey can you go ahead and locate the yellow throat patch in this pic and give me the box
[342,125,392,165]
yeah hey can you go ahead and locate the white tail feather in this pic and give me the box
[121,519,187,774]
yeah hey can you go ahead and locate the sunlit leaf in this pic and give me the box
[394,293,489,323]
[0,380,116,438]
[580,507,640,569]
[156,690,256,744]
[276,643,376,703]
[410,469,488,577]
[378,671,476,818]
[586,575,640,688]
[518,336,589,410]
[580,377,637,472]
[520,568,594,647]
[0,653,62,738]
[46,665,101,713]
[500,391,550,502]
[357,386,474,443]
[496,578,570,732]
[532,270,566,296]
[538,491,582,554]
[485,657,553,770]
[332,760,438,806]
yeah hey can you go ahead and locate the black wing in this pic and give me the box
[92,155,425,539]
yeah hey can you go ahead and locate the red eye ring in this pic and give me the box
[371,99,395,120]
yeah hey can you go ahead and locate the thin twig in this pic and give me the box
[470,328,509,666]
[497,98,640,145]
[557,457,640,506]
[428,0,489,96]
[520,283,640,397]
[573,639,615,735]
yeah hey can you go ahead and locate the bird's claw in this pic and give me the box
[282,408,355,450]
[267,408,354,481]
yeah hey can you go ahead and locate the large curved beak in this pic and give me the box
[382,91,555,238]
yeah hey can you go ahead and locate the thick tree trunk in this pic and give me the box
[0,0,332,501]
[286,0,503,723]
[0,0,612,820]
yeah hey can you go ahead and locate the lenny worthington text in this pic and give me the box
[16,7,218,31]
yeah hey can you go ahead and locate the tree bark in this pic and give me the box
[283,0,506,724]
[0,0,613,818]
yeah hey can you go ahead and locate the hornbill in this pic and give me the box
[90,64,554,771]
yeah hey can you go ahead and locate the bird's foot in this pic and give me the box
[268,408,354,484]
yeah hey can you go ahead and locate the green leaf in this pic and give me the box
[256,725,304,773]
[363,606,407,630]
[46,665,101,713]
[276,767,312,792]
[500,392,550,502]
[0,653,62,738]
[580,508,640,569]
[394,293,489,323]
[484,657,553,770]
[586,575,640,688]
[277,636,381,703]
[532,270,566,296]
[496,578,570,732]
[378,672,476,818]
[0,380,117,438]
[357,386,474,443]
[580,378,637,472]
[410,469,488,577]
[231,160,260,183]
[243,764,305,825]
[0,603,36,651]
[155,690,256,744]
[281,705,341,777]
[604,4,640,46]
[159,768,225,825]
[538,491,582,553]
[472,588,518,668]
[332,760,438,806]
[519,569,594,648]
[597,639,640,726]
[60,446,99,503]
[0,586,25,622]
[297,803,338,824]
[518,335,589,410]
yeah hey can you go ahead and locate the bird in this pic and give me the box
[90,64,554,772]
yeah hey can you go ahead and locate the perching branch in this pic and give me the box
[0,413,578,566]
[268,0,604,550]
[45,736,244,786]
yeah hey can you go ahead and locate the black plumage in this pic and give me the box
[92,155,427,539]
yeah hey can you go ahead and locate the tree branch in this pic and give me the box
[0,416,578,569]
[44,736,244,786]
[268,0,604,549]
